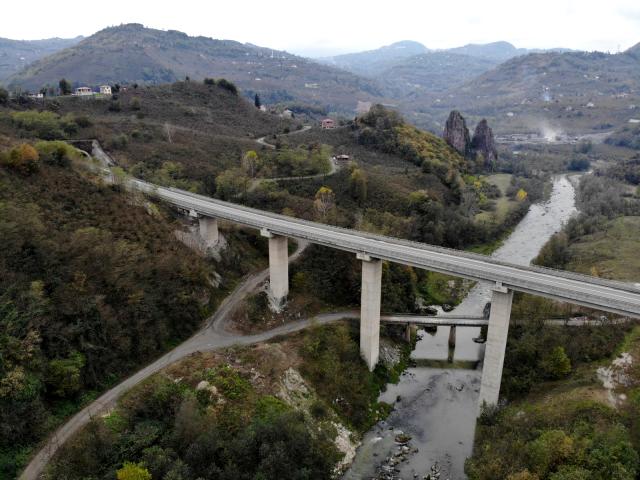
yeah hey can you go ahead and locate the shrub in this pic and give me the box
[203,78,216,86]
[217,78,238,95]
[0,87,8,105]
[34,140,79,167]
[109,100,122,112]
[130,98,141,111]
[540,346,572,380]
[0,143,39,174]
[11,111,64,139]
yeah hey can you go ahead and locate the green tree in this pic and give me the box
[242,150,260,178]
[349,168,368,203]
[59,78,72,95]
[540,346,572,380]
[0,87,8,105]
[254,93,261,108]
[116,462,152,480]
[215,168,249,199]
[46,352,85,397]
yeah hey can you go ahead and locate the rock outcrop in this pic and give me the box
[471,119,498,165]
[443,110,471,156]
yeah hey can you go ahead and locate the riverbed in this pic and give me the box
[344,174,578,480]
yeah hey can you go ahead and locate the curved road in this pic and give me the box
[20,239,338,480]
[251,125,341,192]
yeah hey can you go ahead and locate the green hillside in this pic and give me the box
[9,24,385,115]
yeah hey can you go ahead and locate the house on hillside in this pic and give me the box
[321,118,336,129]
[74,87,94,96]
[99,85,112,95]
[281,109,294,118]
[334,154,350,163]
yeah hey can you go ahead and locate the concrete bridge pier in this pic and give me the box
[198,216,219,246]
[358,253,382,371]
[478,284,514,412]
[261,229,289,305]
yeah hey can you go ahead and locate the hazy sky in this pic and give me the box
[3,0,639,56]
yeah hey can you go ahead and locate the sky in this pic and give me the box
[2,0,639,57]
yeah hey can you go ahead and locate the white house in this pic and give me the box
[99,85,112,95]
[74,87,94,96]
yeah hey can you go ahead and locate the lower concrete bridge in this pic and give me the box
[128,178,640,409]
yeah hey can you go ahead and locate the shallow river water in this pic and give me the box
[344,175,579,480]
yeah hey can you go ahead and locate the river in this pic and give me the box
[344,174,579,480]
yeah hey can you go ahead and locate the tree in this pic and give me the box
[0,87,9,104]
[46,351,85,397]
[215,168,249,199]
[516,188,528,201]
[116,462,152,480]
[314,186,335,220]
[242,150,260,178]
[254,93,261,108]
[58,78,72,96]
[1,143,40,175]
[349,168,367,203]
[540,346,571,380]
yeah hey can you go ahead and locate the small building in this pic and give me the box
[28,93,44,99]
[281,109,293,118]
[335,154,350,162]
[74,87,94,96]
[99,85,112,95]
[321,118,336,129]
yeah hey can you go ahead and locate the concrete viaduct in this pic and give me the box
[131,179,640,408]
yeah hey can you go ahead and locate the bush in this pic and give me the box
[34,140,79,167]
[130,98,141,111]
[11,111,64,139]
[217,78,238,95]
[0,143,39,174]
[203,78,216,86]
[0,87,8,105]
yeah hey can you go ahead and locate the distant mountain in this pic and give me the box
[377,52,498,96]
[319,40,430,76]
[627,42,640,58]
[0,36,82,83]
[446,41,532,62]
[405,48,640,133]
[319,40,571,77]
[8,24,384,114]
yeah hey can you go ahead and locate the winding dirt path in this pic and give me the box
[19,240,339,480]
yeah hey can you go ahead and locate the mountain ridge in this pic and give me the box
[8,23,386,114]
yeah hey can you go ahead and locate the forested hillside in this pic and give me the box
[8,24,385,114]
[0,111,268,476]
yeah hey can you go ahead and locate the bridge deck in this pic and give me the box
[130,180,640,318]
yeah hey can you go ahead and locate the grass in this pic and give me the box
[567,216,640,281]
[475,173,517,224]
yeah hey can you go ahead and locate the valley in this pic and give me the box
[1,9,640,480]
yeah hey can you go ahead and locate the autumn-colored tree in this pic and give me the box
[116,462,152,480]
[314,186,335,220]
[1,143,40,174]
[242,150,260,178]
[516,188,528,201]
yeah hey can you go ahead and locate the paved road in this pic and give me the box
[132,183,640,318]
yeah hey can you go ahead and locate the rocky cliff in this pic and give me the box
[443,110,471,156]
[471,119,498,165]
